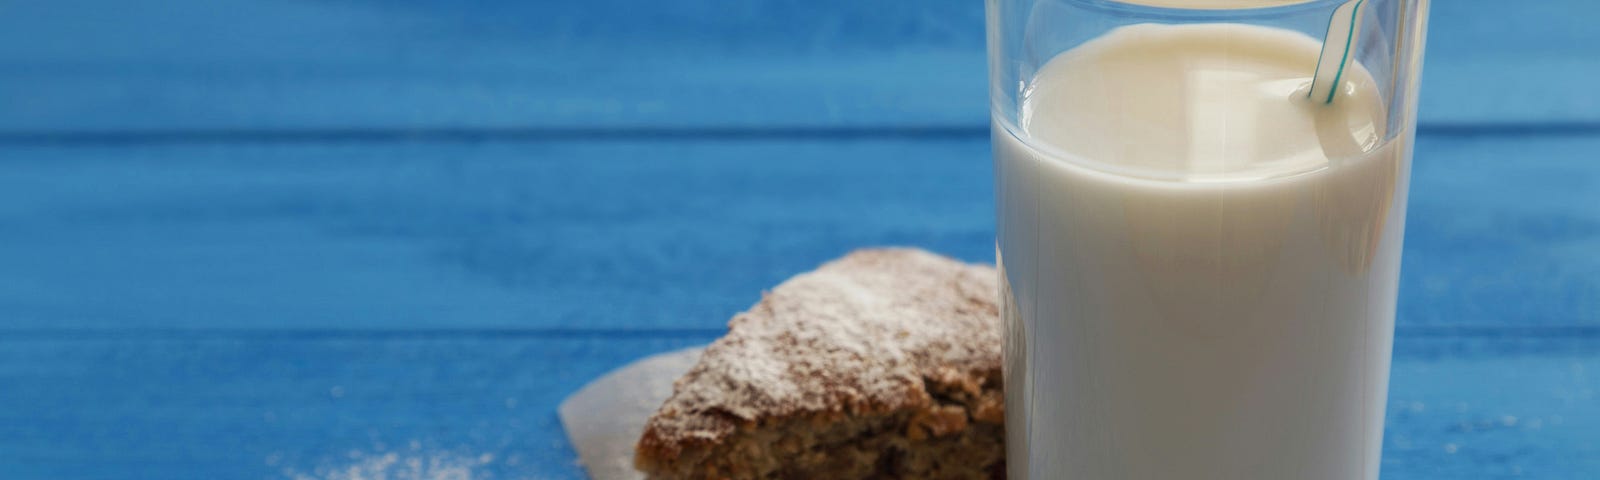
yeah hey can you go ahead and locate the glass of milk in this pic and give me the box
[987,1,1429,479]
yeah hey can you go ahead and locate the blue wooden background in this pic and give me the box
[1,1,1596,478]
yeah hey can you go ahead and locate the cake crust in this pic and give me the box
[634,248,1004,479]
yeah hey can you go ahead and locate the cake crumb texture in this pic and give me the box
[634,248,1004,479]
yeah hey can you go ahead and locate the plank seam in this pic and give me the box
[1,325,1597,341]
[1,122,1599,146]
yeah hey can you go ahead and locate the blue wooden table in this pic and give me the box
[1,1,1596,478]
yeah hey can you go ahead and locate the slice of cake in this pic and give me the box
[634,248,1005,479]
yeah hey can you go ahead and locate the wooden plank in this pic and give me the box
[1401,134,1600,325]
[0,334,713,480]
[0,138,994,330]
[0,0,1595,132]
[0,333,1594,479]
[1,134,1595,330]
[1381,334,1600,479]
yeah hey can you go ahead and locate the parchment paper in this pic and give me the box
[558,347,706,480]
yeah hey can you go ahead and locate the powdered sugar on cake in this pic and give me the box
[636,248,1001,457]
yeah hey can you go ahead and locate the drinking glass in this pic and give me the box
[988,1,1430,478]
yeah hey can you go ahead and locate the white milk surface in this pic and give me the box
[997,23,1412,480]
[1110,0,1319,9]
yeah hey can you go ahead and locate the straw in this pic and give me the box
[1308,0,1367,104]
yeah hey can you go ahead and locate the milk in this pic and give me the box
[996,23,1412,480]
[1113,0,1318,8]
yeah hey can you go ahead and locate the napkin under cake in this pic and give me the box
[634,249,1006,479]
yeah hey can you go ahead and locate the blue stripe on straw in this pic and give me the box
[1325,0,1365,104]
[1309,6,1339,99]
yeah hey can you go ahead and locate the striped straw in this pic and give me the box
[1308,0,1367,104]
